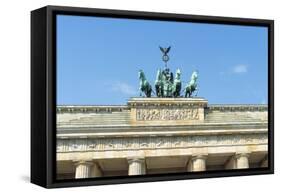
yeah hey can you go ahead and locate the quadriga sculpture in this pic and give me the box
[138,46,199,98]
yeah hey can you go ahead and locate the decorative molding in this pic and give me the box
[56,104,268,114]
[128,97,208,108]
[57,106,129,114]
[207,105,268,112]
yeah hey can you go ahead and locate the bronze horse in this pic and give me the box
[138,70,152,97]
[185,71,198,97]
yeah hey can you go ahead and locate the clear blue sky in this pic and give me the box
[57,15,268,105]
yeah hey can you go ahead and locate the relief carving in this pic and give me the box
[140,139,149,148]
[88,141,97,149]
[57,134,267,152]
[156,138,165,147]
[136,108,199,121]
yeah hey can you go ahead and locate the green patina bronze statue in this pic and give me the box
[138,70,152,97]
[172,69,182,97]
[138,46,198,98]
[184,70,198,97]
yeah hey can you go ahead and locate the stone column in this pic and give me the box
[187,155,207,172]
[236,153,250,169]
[225,153,250,169]
[128,158,146,175]
[260,156,268,167]
[225,156,236,169]
[91,162,103,177]
[75,161,92,179]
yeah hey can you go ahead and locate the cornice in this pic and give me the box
[57,104,268,114]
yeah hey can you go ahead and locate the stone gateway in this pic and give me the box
[56,98,268,179]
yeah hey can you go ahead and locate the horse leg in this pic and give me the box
[149,87,152,97]
[156,85,160,97]
[146,90,150,97]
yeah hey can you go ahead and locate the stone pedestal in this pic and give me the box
[75,161,92,179]
[187,155,207,172]
[128,97,208,126]
[128,158,146,175]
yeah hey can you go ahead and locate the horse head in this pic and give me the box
[191,70,198,81]
[175,69,181,80]
[139,70,145,80]
[185,70,199,97]
[192,71,198,80]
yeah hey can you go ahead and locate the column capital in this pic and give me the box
[234,152,250,159]
[127,157,146,175]
[73,160,93,166]
[187,154,207,172]
[190,154,208,160]
[74,160,92,179]
[127,157,146,164]
[235,152,250,169]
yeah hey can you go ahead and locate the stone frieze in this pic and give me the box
[57,134,268,152]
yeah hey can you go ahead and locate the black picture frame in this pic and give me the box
[31,5,274,188]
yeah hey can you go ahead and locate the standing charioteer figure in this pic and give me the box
[138,46,199,98]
